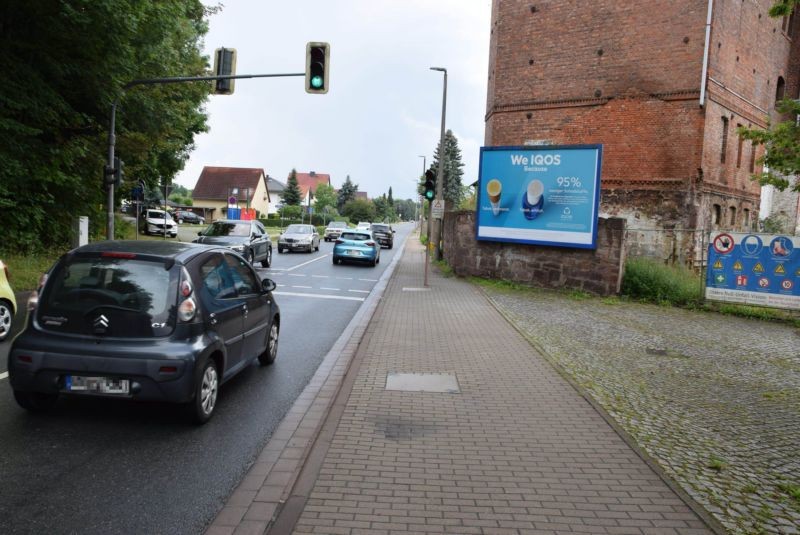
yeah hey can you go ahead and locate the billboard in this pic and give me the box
[706,231,799,310]
[476,145,603,249]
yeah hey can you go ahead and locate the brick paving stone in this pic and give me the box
[284,237,713,535]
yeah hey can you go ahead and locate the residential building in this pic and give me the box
[192,167,270,220]
[292,171,331,211]
[266,175,285,214]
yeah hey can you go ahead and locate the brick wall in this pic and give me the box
[442,211,626,296]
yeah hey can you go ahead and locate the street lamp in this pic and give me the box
[430,67,447,260]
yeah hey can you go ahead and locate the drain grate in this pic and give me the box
[385,373,460,393]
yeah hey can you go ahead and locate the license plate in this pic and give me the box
[65,375,130,395]
[348,250,362,256]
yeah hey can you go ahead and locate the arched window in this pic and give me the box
[776,76,786,105]
[743,208,750,230]
[729,206,737,226]
[713,204,722,225]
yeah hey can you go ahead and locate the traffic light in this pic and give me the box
[305,42,330,94]
[213,47,237,95]
[103,157,124,188]
[424,169,436,200]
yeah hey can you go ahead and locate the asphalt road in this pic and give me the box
[0,222,414,534]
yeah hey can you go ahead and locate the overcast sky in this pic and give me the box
[173,0,492,201]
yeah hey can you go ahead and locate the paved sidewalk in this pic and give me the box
[219,235,712,535]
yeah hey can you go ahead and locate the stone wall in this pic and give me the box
[442,211,626,296]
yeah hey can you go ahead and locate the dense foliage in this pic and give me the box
[418,129,466,206]
[282,169,302,205]
[621,257,703,307]
[342,198,376,224]
[0,0,213,251]
[312,183,337,215]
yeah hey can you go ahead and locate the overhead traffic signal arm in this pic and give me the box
[305,42,330,94]
[213,47,237,95]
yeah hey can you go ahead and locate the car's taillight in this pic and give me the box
[335,239,344,244]
[177,267,198,322]
[365,241,376,247]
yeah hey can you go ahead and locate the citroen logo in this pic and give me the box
[93,315,109,332]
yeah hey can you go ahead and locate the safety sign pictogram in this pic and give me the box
[753,262,764,273]
[713,233,735,254]
[713,259,723,269]
[775,264,786,275]
[733,261,743,271]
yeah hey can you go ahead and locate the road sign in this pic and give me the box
[432,199,445,219]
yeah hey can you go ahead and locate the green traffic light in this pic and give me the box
[311,75,323,88]
[425,190,434,200]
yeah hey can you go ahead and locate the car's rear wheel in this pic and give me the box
[261,247,272,268]
[188,358,218,424]
[13,390,58,412]
[258,321,279,366]
[0,298,14,342]
[332,256,339,265]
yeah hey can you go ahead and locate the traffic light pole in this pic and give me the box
[430,67,447,261]
[105,72,304,240]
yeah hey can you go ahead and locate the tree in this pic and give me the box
[282,169,302,205]
[342,198,376,224]
[394,199,418,221]
[313,183,338,214]
[337,175,358,212]
[0,0,213,251]
[387,187,394,205]
[427,130,465,206]
[738,0,800,192]
[373,194,394,222]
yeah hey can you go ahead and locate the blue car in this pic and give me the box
[332,231,381,267]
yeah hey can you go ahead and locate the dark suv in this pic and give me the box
[370,223,395,249]
[8,240,280,423]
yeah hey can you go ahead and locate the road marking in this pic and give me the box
[335,277,352,280]
[274,291,364,302]
[320,287,340,291]
[291,285,312,289]
[348,289,370,294]
[0,371,7,381]
[358,278,378,282]
[288,274,306,277]
[311,275,329,278]
[285,254,330,272]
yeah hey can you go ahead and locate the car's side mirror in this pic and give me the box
[197,231,203,236]
[262,278,277,293]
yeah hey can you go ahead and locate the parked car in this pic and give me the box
[0,259,17,342]
[174,210,205,225]
[193,219,272,268]
[277,224,320,253]
[370,223,395,249]
[356,222,371,231]
[140,209,178,238]
[323,221,349,242]
[7,241,281,424]
[332,230,381,266]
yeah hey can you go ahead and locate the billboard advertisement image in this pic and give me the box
[476,145,603,249]
[706,231,799,310]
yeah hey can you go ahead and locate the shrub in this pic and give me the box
[621,257,703,306]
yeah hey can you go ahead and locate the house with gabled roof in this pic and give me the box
[293,171,331,208]
[266,175,285,214]
[192,167,270,220]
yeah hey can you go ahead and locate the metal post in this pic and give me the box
[418,154,429,287]
[106,101,118,240]
[430,67,447,260]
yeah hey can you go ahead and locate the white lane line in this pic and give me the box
[348,289,370,294]
[288,274,306,277]
[311,275,329,278]
[320,287,340,291]
[0,371,8,380]
[285,254,330,272]
[274,291,364,302]
[358,278,379,282]
[291,285,312,289]
[335,277,352,280]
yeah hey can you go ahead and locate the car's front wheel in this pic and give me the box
[13,390,58,412]
[261,247,272,268]
[188,358,218,424]
[0,298,14,342]
[258,321,279,366]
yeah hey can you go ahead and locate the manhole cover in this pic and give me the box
[385,373,460,393]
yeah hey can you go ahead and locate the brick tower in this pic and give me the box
[486,0,799,264]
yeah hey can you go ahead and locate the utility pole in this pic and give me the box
[418,154,429,287]
[430,67,447,260]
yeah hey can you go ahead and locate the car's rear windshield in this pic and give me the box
[36,255,178,337]
[340,232,370,241]
[146,211,173,221]
[204,221,250,237]
[372,225,390,232]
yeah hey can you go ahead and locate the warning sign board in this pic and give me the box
[432,199,445,219]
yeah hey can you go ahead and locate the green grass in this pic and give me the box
[778,483,800,502]
[708,456,726,472]
[621,257,703,307]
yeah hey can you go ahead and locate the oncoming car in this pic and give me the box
[8,241,281,424]
[277,224,320,253]
[332,231,380,267]
[140,209,178,238]
[193,219,272,268]
[323,221,349,242]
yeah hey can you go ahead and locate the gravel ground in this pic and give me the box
[479,284,800,535]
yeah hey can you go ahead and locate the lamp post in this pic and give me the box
[418,154,429,287]
[430,67,447,260]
